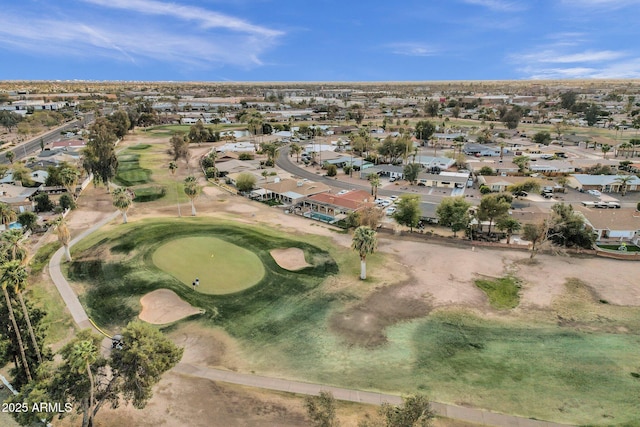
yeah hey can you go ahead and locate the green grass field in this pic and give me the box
[66,218,640,425]
[152,236,265,294]
[114,145,153,186]
[474,276,521,309]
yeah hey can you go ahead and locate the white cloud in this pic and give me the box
[0,12,277,68]
[0,1,284,70]
[461,0,526,12]
[82,0,282,38]
[561,0,640,8]
[384,42,438,57]
[513,50,626,64]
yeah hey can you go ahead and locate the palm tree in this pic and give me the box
[496,217,521,244]
[169,162,181,217]
[183,176,202,216]
[615,175,635,196]
[207,151,218,180]
[0,202,17,229]
[0,264,32,381]
[112,187,133,224]
[369,174,381,199]
[290,143,302,163]
[351,226,377,280]
[3,260,42,365]
[617,142,632,158]
[69,339,98,427]
[54,216,72,262]
[0,229,27,263]
[169,161,178,175]
[60,167,81,200]
[601,144,612,159]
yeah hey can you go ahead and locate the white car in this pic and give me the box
[385,207,397,216]
[380,200,392,207]
[586,190,602,196]
[389,195,398,201]
[374,198,385,205]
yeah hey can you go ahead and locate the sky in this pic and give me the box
[0,0,639,82]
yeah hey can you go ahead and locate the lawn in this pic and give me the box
[597,244,640,252]
[474,276,521,309]
[152,236,265,294]
[67,218,640,425]
[114,144,153,186]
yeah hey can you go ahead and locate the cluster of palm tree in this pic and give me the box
[0,229,46,384]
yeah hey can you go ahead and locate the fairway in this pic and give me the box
[152,236,265,294]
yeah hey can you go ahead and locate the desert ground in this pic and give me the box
[50,132,640,426]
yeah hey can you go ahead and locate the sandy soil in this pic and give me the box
[270,248,311,271]
[139,289,203,324]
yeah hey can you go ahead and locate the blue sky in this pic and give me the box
[0,0,639,81]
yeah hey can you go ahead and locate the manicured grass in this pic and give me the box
[132,185,166,202]
[474,276,521,309]
[152,236,265,294]
[68,218,338,328]
[114,145,153,186]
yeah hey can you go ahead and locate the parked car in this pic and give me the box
[542,192,553,199]
[514,191,528,197]
[337,190,349,195]
[389,177,397,182]
[385,207,397,216]
[389,195,398,201]
[380,200,392,207]
[586,189,602,196]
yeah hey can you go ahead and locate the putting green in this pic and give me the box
[152,236,265,294]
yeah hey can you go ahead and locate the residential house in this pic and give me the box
[359,165,405,180]
[467,160,519,175]
[463,144,501,157]
[414,155,456,170]
[417,171,470,188]
[576,207,640,244]
[567,174,640,193]
[478,175,540,192]
[0,184,38,213]
[254,178,331,204]
[302,190,375,218]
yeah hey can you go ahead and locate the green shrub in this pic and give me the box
[326,164,337,177]
[59,193,76,210]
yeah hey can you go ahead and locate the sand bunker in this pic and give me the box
[139,289,202,324]
[270,248,311,271]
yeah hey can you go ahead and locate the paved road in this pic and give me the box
[1,113,94,164]
[46,209,573,427]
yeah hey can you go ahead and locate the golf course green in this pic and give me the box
[152,236,265,294]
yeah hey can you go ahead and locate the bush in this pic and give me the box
[34,193,55,212]
[637,201,640,211]
[205,167,218,179]
[238,153,254,160]
[59,193,76,210]
[17,211,38,231]
[325,164,337,177]
[479,185,492,194]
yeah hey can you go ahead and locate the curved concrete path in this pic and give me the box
[47,212,573,427]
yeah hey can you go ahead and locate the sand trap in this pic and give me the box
[139,289,202,324]
[270,248,311,271]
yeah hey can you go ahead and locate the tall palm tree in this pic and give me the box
[169,161,181,217]
[69,339,98,427]
[496,217,521,244]
[1,264,32,381]
[369,174,381,199]
[60,167,81,200]
[112,187,133,224]
[54,216,72,262]
[183,176,202,216]
[290,143,302,163]
[0,229,27,263]
[601,144,611,159]
[615,175,635,196]
[0,202,17,229]
[351,226,377,280]
[3,260,42,365]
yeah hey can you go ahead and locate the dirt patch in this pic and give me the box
[90,372,308,427]
[329,280,431,347]
[270,248,311,271]
[139,289,203,324]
